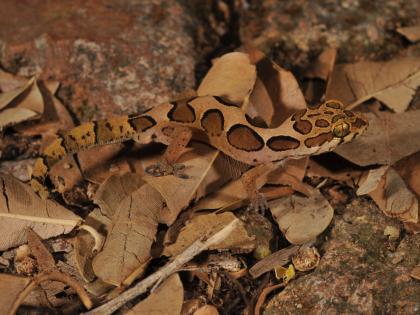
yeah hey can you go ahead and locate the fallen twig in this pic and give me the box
[84,218,241,315]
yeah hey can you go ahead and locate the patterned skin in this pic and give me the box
[31,97,368,199]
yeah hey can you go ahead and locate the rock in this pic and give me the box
[264,198,420,314]
[0,0,197,119]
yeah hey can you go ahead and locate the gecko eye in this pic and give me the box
[333,122,350,138]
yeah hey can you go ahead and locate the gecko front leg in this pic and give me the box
[241,163,277,213]
[145,126,192,178]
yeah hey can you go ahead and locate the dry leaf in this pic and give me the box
[15,80,74,136]
[306,154,363,185]
[0,173,81,251]
[94,172,145,218]
[0,69,28,92]
[291,246,320,271]
[394,151,420,199]
[369,167,418,223]
[0,274,31,314]
[0,76,44,130]
[0,77,35,110]
[269,187,334,244]
[193,153,249,201]
[249,246,299,278]
[357,166,389,195]
[0,108,38,129]
[305,48,337,81]
[125,273,184,315]
[194,305,219,315]
[26,229,55,272]
[335,111,420,166]
[197,52,256,105]
[92,183,162,286]
[397,25,420,42]
[303,48,337,105]
[143,143,219,225]
[248,54,307,127]
[49,155,84,195]
[410,265,420,280]
[326,58,420,112]
[78,144,131,184]
[75,208,111,283]
[163,212,255,257]
[181,299,205,315]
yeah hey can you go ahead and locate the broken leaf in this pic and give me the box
[92,183,162,286]
[248,53,307,127]
[143,142,219,225]
[197,52,256,105]
[194,305,219,315]
[394,151,420,199]
[249,245,300,278]
[357,166,389,195]
[163,212,255,257]
[0,76,44,130]
[0,274,31,315]
[291,246,320,271]
[15,80,74,137]
[369,167,418,223]
[78,144,132,184]
[125,273,184,315]
[335,111,420,166]
[397,25,420,42]
[305,48,337,81]
[26,229,56,272]
[326,58,420,112]
[0,173,81,251]
[269,187,334,244]
[94,172,145,218]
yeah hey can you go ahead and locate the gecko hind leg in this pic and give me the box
[145,126,192,179]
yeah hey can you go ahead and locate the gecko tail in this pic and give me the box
[30,115,138,198]
[31,157,51,199]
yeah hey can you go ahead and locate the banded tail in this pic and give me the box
[31,114,157,198]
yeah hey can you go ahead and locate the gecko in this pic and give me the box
[31,96,368,205]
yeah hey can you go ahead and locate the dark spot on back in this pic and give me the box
[308,102,322,110]
[267,135,300,151]
[332,114,346,123]
[162,126,174,137]
[353,118,367,128]
[304,132,334,148]
[293,120,312,134]
[227,124,264,151]
[344,110,355,117]
[307,113,321,118]
[315,119,330,128]
[324,110,334,115]
[291,109,307,121]
[201,109,224,136]
[168,102,196,123]
[325,101,342,109]
[129,115,157,132]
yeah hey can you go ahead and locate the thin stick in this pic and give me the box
[8,271,93,315]
[84,218,240,315]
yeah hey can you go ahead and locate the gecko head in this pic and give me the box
[291,100,369,156]
[324,100,369,144]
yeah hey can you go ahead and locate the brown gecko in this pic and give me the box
[31,96,368,204]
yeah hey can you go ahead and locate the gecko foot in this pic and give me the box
[145,162,189,179]
[246,193,269,214]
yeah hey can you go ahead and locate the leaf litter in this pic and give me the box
[0,41,419,315]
